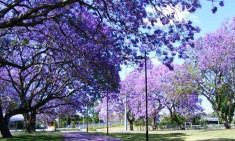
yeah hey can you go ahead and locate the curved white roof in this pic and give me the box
[206,118,219,122]
[9,114,24,122]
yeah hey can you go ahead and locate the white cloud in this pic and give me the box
[144,5,200,27]
[187,14,201,25]
[151,57,161,65]
[146,5,189,21]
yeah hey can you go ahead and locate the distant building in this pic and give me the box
[206,118,219,124]
[9,114,24,130]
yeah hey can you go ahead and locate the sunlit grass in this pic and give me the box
[94,129,235,141]
[98,132,186,141]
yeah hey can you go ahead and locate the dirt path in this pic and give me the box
[62,132,121,141]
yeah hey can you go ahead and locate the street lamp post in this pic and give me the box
[83,115,84,127]
[135,50,149,140]
[58,116,60,128]
[144,51,148,141]
[66,115,68,128]
[107,93,109,135]
[87,104,88,133]
[124,93,128,131]
[124,65,128,131]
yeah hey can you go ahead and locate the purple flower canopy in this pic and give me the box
[97,63,204,122]
[0,0,231,137]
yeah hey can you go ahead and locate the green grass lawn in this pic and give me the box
[0,129,235,141]
[0,132,64,141]
[95,129,235,141]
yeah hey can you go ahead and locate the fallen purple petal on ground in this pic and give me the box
[63,132,121,141]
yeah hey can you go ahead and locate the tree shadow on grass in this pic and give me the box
[95,132,187,141]
[0,132,63,141]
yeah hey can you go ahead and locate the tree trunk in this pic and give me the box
[129,120,134,131]
[221,113,231,129]
[216,107,232,129]
[0,104,12,138]
[174,118,185,130]
[168,107,185,130]
[24,113,31,133]
[179,123,185,130]
[24,110,36,133]
[223,120,231,129]
[151,117,156,130]
[127,111,135,131]
[30,110,36,132]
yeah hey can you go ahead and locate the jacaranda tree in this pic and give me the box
[192,18,235,129]
[0,0,225,138]
[97,63,204,130]
[163,64,204,130]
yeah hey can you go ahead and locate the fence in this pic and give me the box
[135,124,235,131]
[56,122,123,131]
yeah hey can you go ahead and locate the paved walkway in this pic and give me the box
[62,132,121,141]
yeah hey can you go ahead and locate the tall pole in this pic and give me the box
[58,116,60,128]
[124,65,128,131]
[66,115,68,128]
[83,115,84,127]
[145,51,148,141]
[87,104,88,133]
[124,94,128,131]
[107,94,109,135]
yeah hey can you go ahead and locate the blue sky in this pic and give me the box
[119,0,235,114]
[193,0,234,38]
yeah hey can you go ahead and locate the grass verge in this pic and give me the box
[94,129,235,141]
